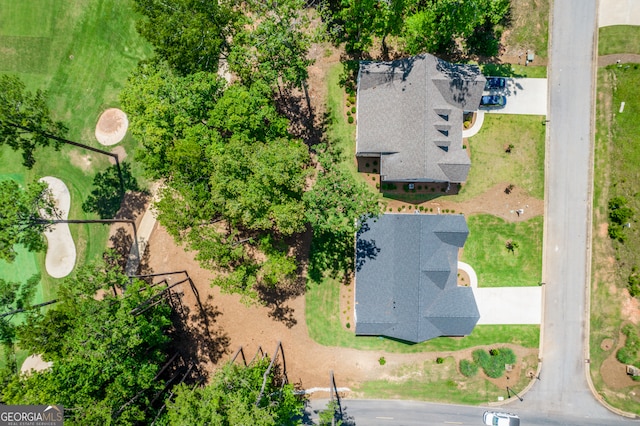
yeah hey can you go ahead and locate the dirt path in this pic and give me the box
[598,54,640,67]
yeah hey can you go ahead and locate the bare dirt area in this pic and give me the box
[600,333,639,390]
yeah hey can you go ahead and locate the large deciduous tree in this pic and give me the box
[228,0,313,91]
[121,63,310,302]
[3,259,172,424]
[0,75,67,168]
[165,357,303,425]
[0,179,59,263]
[132,0,240,75]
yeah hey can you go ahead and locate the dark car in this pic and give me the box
[480,95,507,108]
[485,77,506,90]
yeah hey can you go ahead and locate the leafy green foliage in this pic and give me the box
[305,144,382,281]
[0,74,68,168]
[132,0,239,75]
[459,359,479,377]
[228,0,313,90]
[616,324,640,367]
[471,347,516,378]
[318,399,343,426]
[122,63,309,302]
[608,196,634,242]
[0,179,59,263]
[82,162,141,219]
[165,358,303,425]
[3,259,172,424]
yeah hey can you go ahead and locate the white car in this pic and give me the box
[483,411,520,426]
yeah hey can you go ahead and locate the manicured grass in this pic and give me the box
[455,114,546,202]
[480,64,547,79]
[326,63,377,191]
[0,0,150,370]
[357,353,537,404]
[598,26,640,55]
[589,66,640,415]
[502,0,549,59]
[306,275,540,352]
[461,215,543,287]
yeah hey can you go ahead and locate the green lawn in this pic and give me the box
[0,0,150,368]
[358,353,537,404]
[306,274,540,352]
[461,214,543,287]
[480,64,547,79]
[589,66,640,416]
[455,114,546,202]
[598,26,640,55]
[501,0,549,59]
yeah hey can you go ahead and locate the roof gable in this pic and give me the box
[355,54,485,183]
[355,214,479,343]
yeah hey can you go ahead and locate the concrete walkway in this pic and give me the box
[458,261,542,325]
[599,0,640,27]
[462,110,485,138]
[125,183,161,276]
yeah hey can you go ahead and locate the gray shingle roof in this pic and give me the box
[356,54,485,183]
[354,214,480,343]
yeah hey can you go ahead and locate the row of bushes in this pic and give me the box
[459,347,516,378]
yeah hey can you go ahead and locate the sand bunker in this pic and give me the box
[95,108,128,146]
[39,176,76,278]
[21,354,53,375]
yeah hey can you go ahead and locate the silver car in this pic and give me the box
[483,411,520,426]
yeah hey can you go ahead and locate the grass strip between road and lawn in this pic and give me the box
[357,352,538,404]
[598,26,640,56]
[462,214,543,287]
[589,66,640,416]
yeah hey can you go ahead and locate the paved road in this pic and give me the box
[513,0,621,420]
[305,399,636,425]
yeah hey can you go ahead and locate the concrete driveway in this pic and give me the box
[459,262,542,325]
[483,78,547,116]
[599,0,640,27]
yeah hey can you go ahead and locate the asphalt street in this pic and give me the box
[514,0,618,420]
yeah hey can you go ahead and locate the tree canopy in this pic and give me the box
[2,259,172,424]
[132,0,240,75]
[164,357,303,425]
[0,179,59,263]
[0,75,68,168]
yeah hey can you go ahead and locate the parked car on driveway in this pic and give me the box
[480,95,507,108]
[485,76,506,90]
[483,411,520,426]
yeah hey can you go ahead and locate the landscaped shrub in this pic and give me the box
[346,322,350,329]
[373,160,378,166]
[472,347,516,378]
[365,162,370,168]
[436,357,445,364]
[372,168,377,173]
[459,359,479,377]
[348,116,354,124]
[608,196,634,242]
[379,357,386,365]
[351,106,356,113]
[397,207,402,212]
[616,324,640,366]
